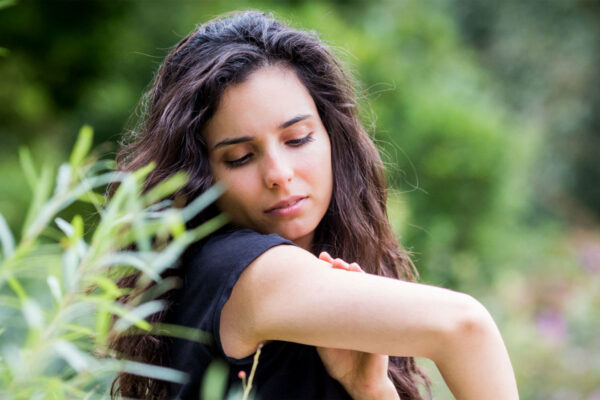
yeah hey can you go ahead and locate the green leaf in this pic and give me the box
[87,275,122,298]
[69,125,94,170]
[77,191,105,205]
[148,323,211,343]
[18,147,38,192]
[113,300,166,333]
[120,360,189,384]
[7,276,26,301]
[54,340,97,372]
[180,184,224,222]
[132,161,155,183]
[0,213,15,258]
[84,296,152,331]
[54,163,72,196]
[201,359,229,400]
[63,323,95,338]
[22,164,53,239]
[71,215,84,240]
[47,275,62,304]
[55,217,74,237]
[131,276,179,305]
[62,245,80,293]
[27,171,126,242]
[22,299,44,329]
[98,252,160,281]
[142,171,189,205]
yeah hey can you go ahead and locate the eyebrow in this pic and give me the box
[212,114,312,150]
[279,113,311,129]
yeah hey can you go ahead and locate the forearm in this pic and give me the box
[433,297,519,400]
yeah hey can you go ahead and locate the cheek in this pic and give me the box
[301,145,332,183]
[215,170,261,212]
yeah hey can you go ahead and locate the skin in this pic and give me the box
[204,65,519,399]
[205,65,332,252]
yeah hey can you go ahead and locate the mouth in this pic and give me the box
[265,196,308,213]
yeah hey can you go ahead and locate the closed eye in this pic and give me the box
[225,153,252,168]
[287,133,314,147]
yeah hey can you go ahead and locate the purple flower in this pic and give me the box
[535,308,567,344]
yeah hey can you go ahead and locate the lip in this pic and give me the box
[265,195,308,215]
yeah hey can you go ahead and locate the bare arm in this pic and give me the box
[221,245,518,400]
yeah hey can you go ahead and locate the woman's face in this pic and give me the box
[204,65,333,250]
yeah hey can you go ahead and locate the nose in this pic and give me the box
[262,149,293,189]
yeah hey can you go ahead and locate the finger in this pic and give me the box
[350,262,365,273]
[333,258,351,271]
[319,251,334,263]
[331,262,351,271]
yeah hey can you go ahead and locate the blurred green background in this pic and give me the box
[0,0,598,398]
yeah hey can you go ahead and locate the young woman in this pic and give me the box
[111,11,518,400]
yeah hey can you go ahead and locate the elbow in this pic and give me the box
[439,293,496,351]
[454,295,492,336]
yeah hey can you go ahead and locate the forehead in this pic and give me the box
[203,65,318,145]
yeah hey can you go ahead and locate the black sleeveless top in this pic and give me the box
[166,229,352,399]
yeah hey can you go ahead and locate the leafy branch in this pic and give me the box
[0,125,225,399]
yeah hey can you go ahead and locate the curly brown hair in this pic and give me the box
[110,10,429,399]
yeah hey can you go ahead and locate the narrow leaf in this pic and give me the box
[98,252,160,281]
[22,299,44,329]
[54,340,97,372]
[149,323,211,343]
[71,215,84,240]
[120,360,188,384]
[54,163,72,196]
[0,213,15,258]
[77,191,105,205]
[132,162,155,182]
[180,184,224,222]
[69,125,94,169]
[201,359,229,400]
[22,164,53,239]
[62,246,79,293]
[55,217,74,237]
[113,300,166,333]
[142,171,189,205]
[18,147,37,191]
[47,275,62,304]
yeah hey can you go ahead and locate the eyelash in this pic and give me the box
[224,133,314,168]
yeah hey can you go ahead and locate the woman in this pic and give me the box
[111,10,518,400]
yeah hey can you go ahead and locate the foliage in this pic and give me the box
[0,127,228,399]
[0,0,599,398]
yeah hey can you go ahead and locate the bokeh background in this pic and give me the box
[1,0,598,398]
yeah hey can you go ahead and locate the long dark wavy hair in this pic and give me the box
[110,10,430,399]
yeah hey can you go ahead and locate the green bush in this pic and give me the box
[0,126,228,399]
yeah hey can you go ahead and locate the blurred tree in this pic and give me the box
[451,0,600,220]
[1,1,599,398]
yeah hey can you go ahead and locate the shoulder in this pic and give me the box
[185,228,294,273]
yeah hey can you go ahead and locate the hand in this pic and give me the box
[316,252,399,400]
[319,251,364,273]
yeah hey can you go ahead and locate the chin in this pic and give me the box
[275,223,316,246]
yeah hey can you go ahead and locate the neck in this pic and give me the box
[293,232,313,253]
